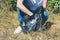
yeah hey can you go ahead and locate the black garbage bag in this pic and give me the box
[21,7,44,32]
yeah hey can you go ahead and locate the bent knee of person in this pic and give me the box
[44,11,48,19]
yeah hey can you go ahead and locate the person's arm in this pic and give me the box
[17,0,33,16]
[43,0,48,10]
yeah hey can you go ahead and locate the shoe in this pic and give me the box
[14,26,22,34]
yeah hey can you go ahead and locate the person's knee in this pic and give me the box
[42,11,48,24]
[44,11,48,19]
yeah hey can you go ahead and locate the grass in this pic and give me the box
[0,10,60,40]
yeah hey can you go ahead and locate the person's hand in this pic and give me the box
[43,5,46,10]
[28,12,33,16]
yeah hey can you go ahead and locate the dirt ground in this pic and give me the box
[0,10,60,40]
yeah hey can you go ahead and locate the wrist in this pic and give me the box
[43,5,46,11]
[43,5,46,10]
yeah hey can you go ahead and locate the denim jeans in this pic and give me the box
[17,7,48,23]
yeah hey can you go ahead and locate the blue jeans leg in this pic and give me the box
[42,11,48,25]
[17,8,22,22]
[17,8,26,22]
[44,11,48,20]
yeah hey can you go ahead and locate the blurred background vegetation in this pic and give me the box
[0,0,60,13]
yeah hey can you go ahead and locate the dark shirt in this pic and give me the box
[23,0,43,11]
